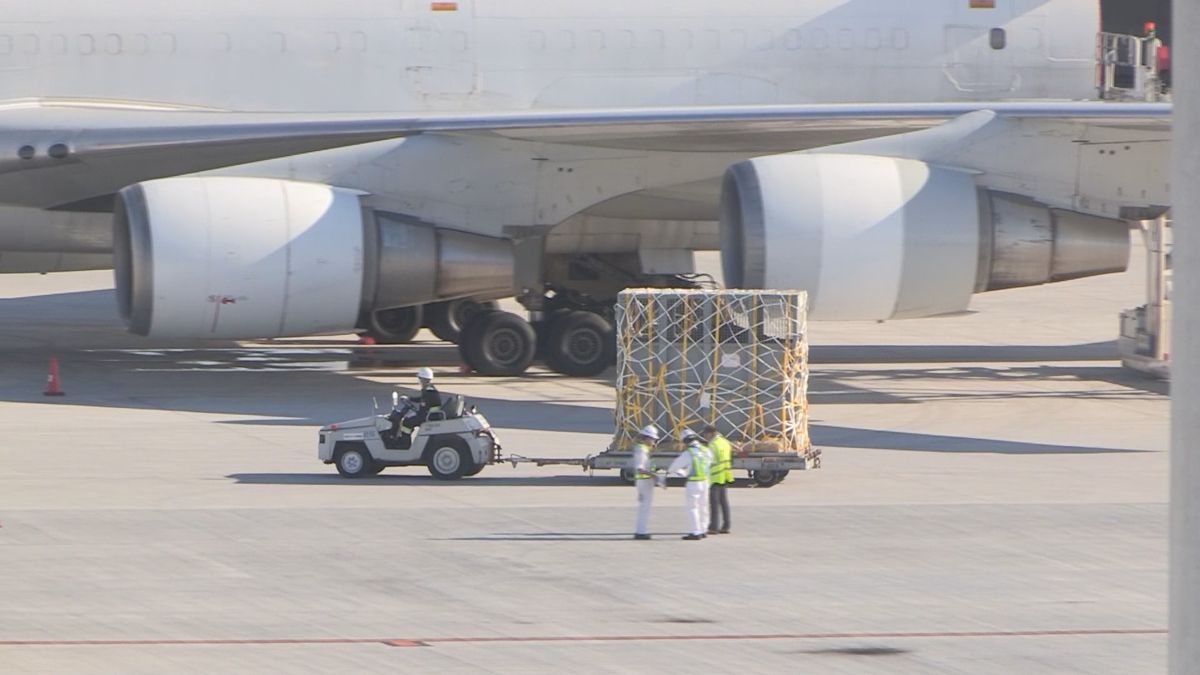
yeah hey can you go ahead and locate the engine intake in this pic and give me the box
[114,177,513,338]
[720,154,1128,320]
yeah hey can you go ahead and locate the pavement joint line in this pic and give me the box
[0,628,1168,648]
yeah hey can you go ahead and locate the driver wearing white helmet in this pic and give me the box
[397,367,443,447]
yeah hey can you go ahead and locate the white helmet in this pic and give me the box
[681,429,701,444]
[638,425,660,441]
[417,367,434,381]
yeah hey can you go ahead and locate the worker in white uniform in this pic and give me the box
[697,435,713,533]
[631,425,661,540]
[667,430,713,540]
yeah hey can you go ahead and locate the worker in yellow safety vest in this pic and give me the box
[667,429,712,540]
[703,425,734,534]
[631,425,661,540]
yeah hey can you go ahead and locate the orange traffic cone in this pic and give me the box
[458,362,473,375]
[43,357,65,396]
[359,334,377,346]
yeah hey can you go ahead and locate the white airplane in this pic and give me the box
[0,0,1171,375]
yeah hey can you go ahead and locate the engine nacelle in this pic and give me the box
[720,154,1129,320]
[114,177,514,338]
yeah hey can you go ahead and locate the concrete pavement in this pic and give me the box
[0,251,1168,673]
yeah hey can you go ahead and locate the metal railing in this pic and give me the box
[1099,32,1167,102]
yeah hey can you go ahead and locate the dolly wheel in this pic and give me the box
[751,469,784,488]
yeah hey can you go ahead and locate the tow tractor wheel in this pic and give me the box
[364,305,424,344]
[463,462,486,477]
[750,469,785,488]
[335,444,374,478]
[458,310,537,376]
[544,311,616,377]
[427,438,472,480]
[426,299,498,344]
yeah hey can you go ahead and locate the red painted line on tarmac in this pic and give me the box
[0,638,421,647]
[0,628,1165,648]
[419,628,1168,644]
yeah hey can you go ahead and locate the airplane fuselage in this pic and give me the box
[0,0,1100,112]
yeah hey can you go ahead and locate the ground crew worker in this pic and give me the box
[631,425,660,540]
[398,367,443,447]
[703,425,733,534]
[697,435,712,532]
[667,430,712,540]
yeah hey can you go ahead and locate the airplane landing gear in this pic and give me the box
[363,305,424,344]
[459,310,538,376]
[425,298,498,344]
[542,310,615,377]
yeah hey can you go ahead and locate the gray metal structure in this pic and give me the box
[1170,0,1198,670]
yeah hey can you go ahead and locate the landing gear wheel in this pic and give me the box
[426,299,498,344]
[750,469,784,488]
[364,305,424,344]
[544,311,615,377]
[427,438,471,480]
[459,310,537,376]
[335,445,374,478]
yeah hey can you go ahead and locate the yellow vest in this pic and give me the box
[708,435,734,485]
[687,445,711,482]
[635,442,656,479]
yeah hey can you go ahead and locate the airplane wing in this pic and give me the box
[0,100,1171,209]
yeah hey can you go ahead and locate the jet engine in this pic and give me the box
[719,154,1129,320]
[114,177,514,338]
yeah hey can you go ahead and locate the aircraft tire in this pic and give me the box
[426,299,498,344]
[544,311,615,377]
[459,310,536,376]
[364,305,424,344]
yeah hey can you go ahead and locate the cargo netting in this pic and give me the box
[612,289,812,455]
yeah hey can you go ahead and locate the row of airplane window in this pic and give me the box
[0,32,373,57]
[529,28,911,52]
[0,27,912,58]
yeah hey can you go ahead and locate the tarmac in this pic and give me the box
[0,249,1168,673]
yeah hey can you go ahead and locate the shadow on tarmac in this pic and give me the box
[810,363,1167,403]
[813,424,1151,455]
[810,341,1120,364]
[434,533,639,541]
[226,473,778,486]
[226,473,626,487]
[0,289,1166,456]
